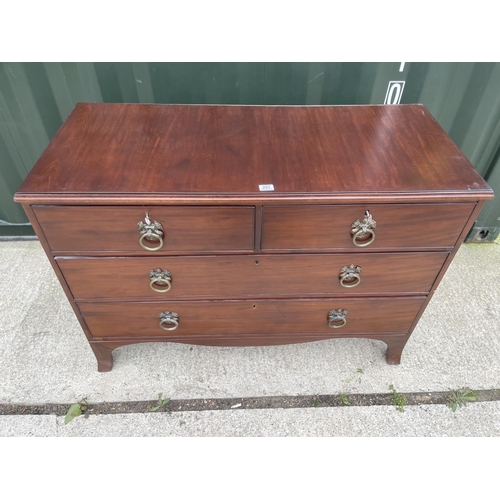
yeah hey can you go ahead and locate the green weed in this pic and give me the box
[64,398,88,425]
[446,388,476,412]
[148,393,171,412]
[389,384,406,413]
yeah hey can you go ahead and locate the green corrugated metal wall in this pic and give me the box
[1,62,499,239]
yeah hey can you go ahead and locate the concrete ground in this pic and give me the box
[1,239,500,436]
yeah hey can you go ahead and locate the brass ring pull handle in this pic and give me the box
[149,268,172,293]
[328,308,348,329]
[139,232,164,251]
[351,210,377,247]
[158,311,179,331]
[339,264,362,288]
[352,228,375,247]
[137,213,164,251]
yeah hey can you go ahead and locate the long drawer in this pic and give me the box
[79,297,426,339]
[262,204,475,250]
[33,205,255,253]
[58,252,448,300]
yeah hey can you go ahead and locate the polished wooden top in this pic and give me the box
[15,103,493,203]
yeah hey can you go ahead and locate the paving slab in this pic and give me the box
[0,415,58,437]
[1,240,500,406]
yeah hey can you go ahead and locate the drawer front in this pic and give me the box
[34,206,255,253]
[262,204,475,250]
[59,252,448,300]
[79,297,425,339]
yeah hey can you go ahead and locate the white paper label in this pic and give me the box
[259,184,274,191]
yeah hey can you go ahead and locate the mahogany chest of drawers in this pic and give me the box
[15,103,493,371]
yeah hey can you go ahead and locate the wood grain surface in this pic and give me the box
[57,252,448,300]
[262,203,475,250]
[15,103,493,202]
[79,297,425,340]
[33,205,254,252]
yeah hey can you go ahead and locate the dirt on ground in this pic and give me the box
[1,389,499,417]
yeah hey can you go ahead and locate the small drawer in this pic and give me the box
[262,204,475,250]
[58,252,448,300]
[79,297,426,339]
[34,205,255,253]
